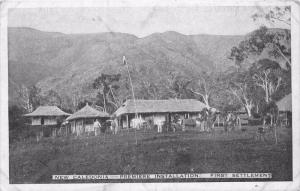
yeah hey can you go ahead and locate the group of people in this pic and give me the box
[89,118,119,136]
[169,108,220,133]
[154,108,242,134]
[88,109,243,136]
[195,109,241,134]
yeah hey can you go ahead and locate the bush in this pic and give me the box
[183,118,196,127]
[248,118,263,126]
[9,105,30,142]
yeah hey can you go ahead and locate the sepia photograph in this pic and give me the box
[1,0,299,188]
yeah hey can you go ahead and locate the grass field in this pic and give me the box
[9,126,292,183]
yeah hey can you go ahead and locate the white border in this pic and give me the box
[1,0,299,190]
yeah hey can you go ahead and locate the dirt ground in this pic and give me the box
[9,126,292,183]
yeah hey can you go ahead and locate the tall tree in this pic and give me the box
[93,73,122,113]
[251,59,283,104]
[166,72,192,99]
[229,26,291,70]
[252,6,291,26]
[139,80,161,100]
[17,85,32,112]
[252,6,291,70]
[188,71,216,108]
[41,90,62,107]
[28,85,42,110]
[17,85,42,112]
[227,71,257,117]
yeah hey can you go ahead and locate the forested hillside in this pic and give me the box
[8,25,290,114]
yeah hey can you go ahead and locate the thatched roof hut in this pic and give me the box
[114,99,206,117]
[276,93,292,112]
[24,106,71,117]
[67,104,110,136]
[66,104,110,121]
[24,106,71,130]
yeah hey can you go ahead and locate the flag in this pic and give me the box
[123,56,127,65]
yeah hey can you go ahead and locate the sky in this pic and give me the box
[8,6,290,37]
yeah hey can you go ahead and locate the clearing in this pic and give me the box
[9,126,292,183]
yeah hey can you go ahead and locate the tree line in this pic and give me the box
[9,6,291,141]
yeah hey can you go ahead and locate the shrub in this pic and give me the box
[9,105,30,142]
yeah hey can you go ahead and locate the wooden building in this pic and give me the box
[24,106,71,137]
[114,99,206,129]
[66,103,110,136]
[276,93,292,127]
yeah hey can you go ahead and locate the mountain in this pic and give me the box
[8,27,244,109]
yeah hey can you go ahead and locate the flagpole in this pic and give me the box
[123,56,138,145]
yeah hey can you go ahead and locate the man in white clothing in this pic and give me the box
[93,119,101,136]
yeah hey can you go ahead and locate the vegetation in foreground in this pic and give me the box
[9,126,292,183]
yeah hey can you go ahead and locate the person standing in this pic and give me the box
[181,118,186,132]
[94,119,101,136]
[157,120,163,133]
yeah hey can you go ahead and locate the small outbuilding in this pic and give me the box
[276,93,292,127]
[276,93,292,112]
[24,106,71,137]
[66,103,110,136]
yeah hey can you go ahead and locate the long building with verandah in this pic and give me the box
[114,99,206,129]
[66,103,110,136]
[24,106,71,137]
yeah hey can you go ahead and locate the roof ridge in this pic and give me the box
[37,105,59,107]
[24,105,71,117]
[66,103,110,121]
[126,98,200,101]
[115,99,206,117]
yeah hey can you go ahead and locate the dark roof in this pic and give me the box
[276,93,292,111]
[114,99,206,116]
[66,104,110,121]
[24,106,71,117]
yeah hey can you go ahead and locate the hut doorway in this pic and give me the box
[41,117,44,125]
